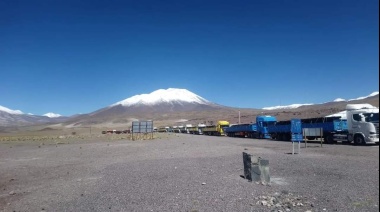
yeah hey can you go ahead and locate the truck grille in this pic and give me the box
[375,123,379,134]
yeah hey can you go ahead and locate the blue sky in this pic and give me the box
[1,0,378,116]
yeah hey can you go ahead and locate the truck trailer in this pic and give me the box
[267,116,347,143]
[203,121,230,136]
[225,116,277,139]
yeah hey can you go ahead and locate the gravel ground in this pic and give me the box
[0,133,378,212]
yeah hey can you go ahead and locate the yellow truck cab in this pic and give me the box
[203,121,230,136]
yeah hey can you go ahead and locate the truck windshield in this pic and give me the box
[264,121,277,127]
[364,113,379,123]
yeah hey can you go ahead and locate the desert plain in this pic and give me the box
[0,129,379,212]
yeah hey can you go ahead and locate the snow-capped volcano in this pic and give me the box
[112,88,210,107]
[83,88,221,121]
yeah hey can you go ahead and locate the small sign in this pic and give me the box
[291,134,303,142]
[132,121,154,133]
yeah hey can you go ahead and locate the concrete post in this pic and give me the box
[243,152,268,183]
[259,159,270,183]
[251,156,261,182]
[243,152,252,181]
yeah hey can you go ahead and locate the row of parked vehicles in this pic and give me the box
[158,104,379,145]
[102,129,131,134]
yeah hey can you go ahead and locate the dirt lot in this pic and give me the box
[0,133,379,212]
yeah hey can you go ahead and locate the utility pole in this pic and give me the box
[239,110,241,124]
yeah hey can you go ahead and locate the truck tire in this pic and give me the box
[354,134,366,145]
[275,134,281,140]
[324,134,335,144]
[283,134,291,141]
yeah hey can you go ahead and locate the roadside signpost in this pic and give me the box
[132,121,154,140]
[291,119,302,155]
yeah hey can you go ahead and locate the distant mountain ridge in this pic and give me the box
[0,111,69,127]
[0,105,68,127]
[65,88,379,127]
[1,88,379,127]
[262,91,379,110]
[0,105,23,115]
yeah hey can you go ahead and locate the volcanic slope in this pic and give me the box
[65,88,247,127]
[65,88,379,128]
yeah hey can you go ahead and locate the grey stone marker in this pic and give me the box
[243,152,253,181]
[251,156,262,182]
[259,159,270,183]
[243,152,270,183]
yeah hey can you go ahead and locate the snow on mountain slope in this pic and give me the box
[112,88,211,107]
[263,91,379,110]
[0,105,23,115]
[348,91,379,101]
[43,112,62,118]
[333,98,346,102]
[332,91,379,102]
[262,103,314,110]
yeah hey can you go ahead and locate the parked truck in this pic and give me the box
[157,127,167,133]
[225,116,277,139]
[267,104,379,145]
[187,124,207,135]
[267,116,347,143]
[172,126,181,133]
[202,121,230,136]
[334,104,379,145]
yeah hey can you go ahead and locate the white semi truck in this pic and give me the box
[334,104,379,145]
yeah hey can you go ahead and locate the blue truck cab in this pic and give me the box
[225,115,277,139]
[256,116,277,139]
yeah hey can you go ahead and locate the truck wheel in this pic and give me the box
[280,134,285,141]
[354,135,366,145]
[284,134,291,141]
[259,133,264,139]
[324,135,335,144]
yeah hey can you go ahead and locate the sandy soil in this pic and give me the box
[0,133,378,212]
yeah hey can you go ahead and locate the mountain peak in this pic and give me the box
[112,88,210,107]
